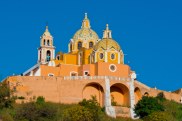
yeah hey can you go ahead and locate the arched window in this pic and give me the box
[46,50,51,62]
[43,39,46,45]
[57,55,60,60]
[47,40,50,46]
[77,41,82,50]
[70,44,72,51]
[111,53,115,60]
[40,50,42,61]
[100,53,104,59]
[89,41,94,48]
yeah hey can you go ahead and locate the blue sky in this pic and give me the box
[0,0,182,91]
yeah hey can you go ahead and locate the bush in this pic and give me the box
[14,102,57,121]
[143,112,176,121]
[156,92,166,101]
[134,96,164,118]
[36,96,45,105]
[79,96,103,121]
[63,105,93,121]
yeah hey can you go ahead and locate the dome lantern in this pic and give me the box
[81,13,91,29]
[103,24,112,39]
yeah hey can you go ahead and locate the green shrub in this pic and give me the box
[156,92,166,101]
[62,105,93,121]
[14,102,57,121]
[1,113,14,121]
[36,96,45,105]
[0,82,15,109]
[143,111,176,121]
[134,96,164,118]
[79,96,103,121]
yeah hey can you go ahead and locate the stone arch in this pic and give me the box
[144,92,149,97]
[83,82,104,106]
[134,87,142,104]
[110,83,130,106]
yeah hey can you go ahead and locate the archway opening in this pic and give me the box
[134,87,142,104]
[110,83,129,107]
[83,83,104,106]
[47,40,50,46]
[46,50,51,62]
[70,44,72,52]
[144,92,149,97]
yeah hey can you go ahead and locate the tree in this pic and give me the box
[0,82,15,109]
[134,96,164,118]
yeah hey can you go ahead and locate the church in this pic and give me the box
[5,13,182,118]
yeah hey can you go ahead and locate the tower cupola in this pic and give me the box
[38,25,55,64]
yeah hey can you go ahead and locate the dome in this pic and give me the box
[41,26,52,37]
[93,38,121,51]
[73,28,99,42]
[72,13,99,42]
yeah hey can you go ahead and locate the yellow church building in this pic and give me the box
[5,13,182,118]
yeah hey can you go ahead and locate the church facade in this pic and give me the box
[5,13,182,118]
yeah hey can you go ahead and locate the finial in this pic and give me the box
[85,13,88,19]
[106,24,109,30]
[103,24,112,39]
[45,22,49,32]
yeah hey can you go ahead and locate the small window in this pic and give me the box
[89,42,94,48]
[99,53,104,59]
[84,71,89,76]
[111,53,115,60]
[48,73,54,76]
[109,64,117,72]
[44,39,46,45]
[70,44,72,51]
[78,41,82,50]
[71,73,77,76]
[57,55,60,60]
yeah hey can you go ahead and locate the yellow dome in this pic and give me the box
[73,28,99,42]
[93,38,121,51]
[72,13,99,42]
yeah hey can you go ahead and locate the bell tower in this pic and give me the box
[38,25,55,64]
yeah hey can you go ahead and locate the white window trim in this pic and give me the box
[109,64,117,72]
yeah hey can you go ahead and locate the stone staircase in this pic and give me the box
[114,106,130,118]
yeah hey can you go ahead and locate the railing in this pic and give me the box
[64,76,130,81]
